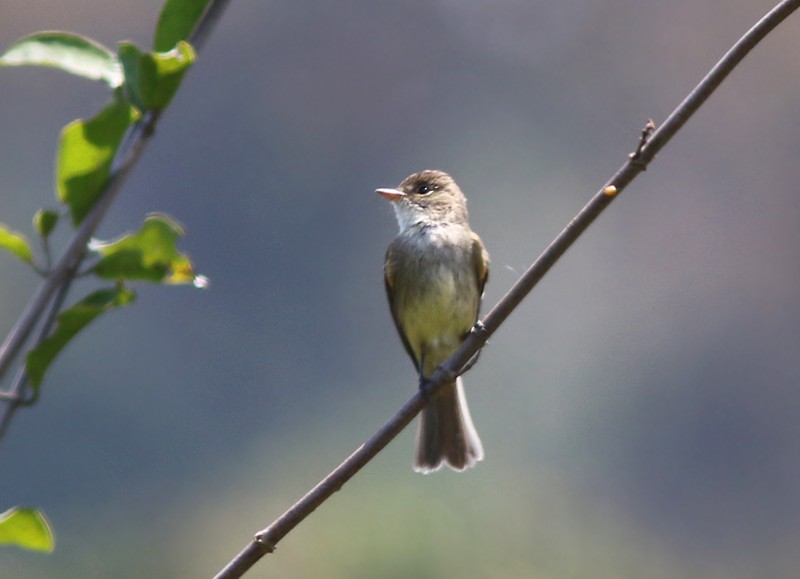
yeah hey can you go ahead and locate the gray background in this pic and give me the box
[2,1,800,577]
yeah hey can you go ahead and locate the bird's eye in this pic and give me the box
[416,184,434,195]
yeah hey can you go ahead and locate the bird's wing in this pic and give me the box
[384,241,421,370]
[471,232,490,319]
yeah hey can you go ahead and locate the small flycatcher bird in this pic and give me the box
[377,170,488,473]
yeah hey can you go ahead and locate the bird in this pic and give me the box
[377,170,488,473]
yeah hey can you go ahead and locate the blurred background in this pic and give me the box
[2,1,800,577]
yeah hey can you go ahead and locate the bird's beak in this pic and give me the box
[376,187,405,201]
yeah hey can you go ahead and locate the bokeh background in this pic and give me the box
[2,1,800,577]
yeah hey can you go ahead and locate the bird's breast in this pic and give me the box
[389,227,480,358]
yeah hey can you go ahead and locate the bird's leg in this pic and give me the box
[417,351,432,399]
[461,350,482,374]
[460,321,488,373]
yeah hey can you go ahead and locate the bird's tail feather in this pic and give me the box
[414,377,484,473]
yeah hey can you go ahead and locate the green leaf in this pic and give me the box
[119,41,195,111]
[26,285,136,388]
[0,507,54,553]
[92,214,204,285]
[117,44,146,112]
[0,32,123,88]
[0,225,33,265]
[57,98,139,225]
[154,0,212,52]
[34,209,60,239]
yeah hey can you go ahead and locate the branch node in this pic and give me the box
[471,320,489,339]
[628,118,657,170]
[254,533,276,553]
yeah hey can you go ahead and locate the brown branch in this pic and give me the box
[211,1,800,577]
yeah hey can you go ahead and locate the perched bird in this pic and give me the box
[377,170,488,473]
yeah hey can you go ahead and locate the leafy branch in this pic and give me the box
[0,0,231,552]
[212,1,800,577]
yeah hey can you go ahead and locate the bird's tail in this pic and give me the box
[414,377,484,473]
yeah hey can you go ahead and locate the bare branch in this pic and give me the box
[211,1,800,577]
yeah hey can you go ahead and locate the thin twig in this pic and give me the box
[0,0,233,440]
[211,2,800,577]
[190,0,233,54]
[0,268,76,437]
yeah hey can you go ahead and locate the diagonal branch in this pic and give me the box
[211,1,800,577]
[0,264,76,438]
[0,0,234,440]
